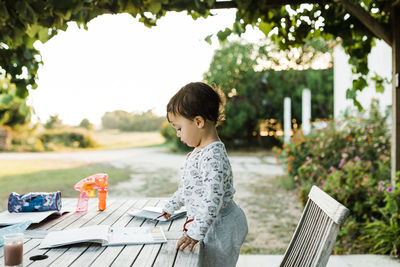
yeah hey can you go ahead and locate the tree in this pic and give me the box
[79,118,94,130]
[204,41,259,145]
[0,77,31,126]
[101,109,164,131]
[0,1,393,103]
[101,110,132,130]
[44,114,62,129]
[203,40,333,147]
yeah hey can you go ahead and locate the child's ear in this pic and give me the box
[194,116,205,128]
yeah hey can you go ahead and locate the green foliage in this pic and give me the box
[39,128,98,150]
[203,41,259,145]
[0,0,391,111]
[263,69,333,120]
[159,121,190,152]
[102,110,129,129]
[221,1,391,107]
[79,118,94,130]
[203,41,333,148]
[101,110,165,132]
[278,99,398,255]
[44,114,63,129]
[160,121,175,141]
[11,124,97,151]
[11,123,44,152]
[0,77,32,126]
[359,178,400,257]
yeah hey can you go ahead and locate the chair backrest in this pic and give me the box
[279,185,350,267]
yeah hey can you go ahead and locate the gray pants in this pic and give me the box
[198,201,248,267]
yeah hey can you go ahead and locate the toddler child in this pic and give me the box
[161,82,248,267]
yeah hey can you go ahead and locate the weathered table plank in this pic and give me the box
[153,217,185,267]
[110,199,163,266]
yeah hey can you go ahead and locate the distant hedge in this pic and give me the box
[102,110,165,132]
[39,128,97,150]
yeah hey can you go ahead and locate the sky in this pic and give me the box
[29,9,264,126]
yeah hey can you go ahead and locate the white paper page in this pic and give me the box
[39,225,109,248]
[127,207,186,222]
[107,227,166,246]
[127,209,160,220]
[0,210,61,226]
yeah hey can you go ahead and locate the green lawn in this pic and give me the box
[0,159,131,210]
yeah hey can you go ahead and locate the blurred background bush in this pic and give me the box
[278,100,399,257]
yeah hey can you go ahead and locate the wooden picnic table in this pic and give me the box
[0,198,200,266]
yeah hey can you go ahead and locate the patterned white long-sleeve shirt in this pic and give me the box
[163,141,236,241]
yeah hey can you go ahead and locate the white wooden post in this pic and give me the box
[284,97,291,144]
[302,88,311,135]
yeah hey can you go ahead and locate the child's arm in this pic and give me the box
[163,182,184,215]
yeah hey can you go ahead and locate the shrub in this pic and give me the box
[359,176,400,257]
[160,121,175,141]
[278,99,398,255]
[39,128,97,150]
[44,114,63,129]
[159,121,190,152]
[79,118,94,130]
[11,124,45,152]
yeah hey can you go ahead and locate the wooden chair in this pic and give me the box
[279,185,350,267]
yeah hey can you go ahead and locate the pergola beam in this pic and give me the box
[339,0,392,45]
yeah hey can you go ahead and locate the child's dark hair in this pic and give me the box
[167,82,225,125]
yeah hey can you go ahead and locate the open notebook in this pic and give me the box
[39,225,167,249]
[127,206,186,222]
[0,210,64,226]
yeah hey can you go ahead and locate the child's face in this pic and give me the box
[168,113,202,148]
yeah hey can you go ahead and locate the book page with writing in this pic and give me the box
[39,225,109,249]
[106,226,167,246]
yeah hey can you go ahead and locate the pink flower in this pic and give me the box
[386,187,393,192]
[378,186,385,191]
[378,181,385,185]
[338,158,345,168]
[329,166,335,172]
[354,156,360,161]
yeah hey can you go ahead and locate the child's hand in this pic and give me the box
[177,234,198,251]
[160,211,171,220]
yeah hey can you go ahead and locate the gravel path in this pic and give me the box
[0,147,302,254]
